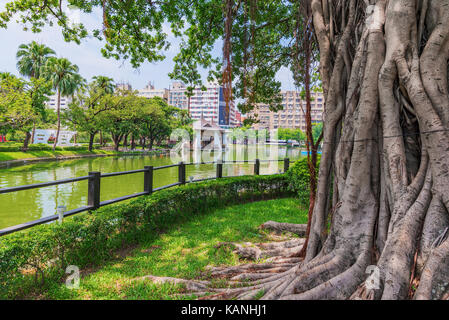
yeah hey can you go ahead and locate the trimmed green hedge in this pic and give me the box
[286,156,320,207]
[0,143,101,152]
[0,174,293,299]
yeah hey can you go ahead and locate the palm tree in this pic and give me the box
[0,72,16,80]
[42,57,81,150]
[71,73,87,97]
[92,75,115,94]
[16,42,55,145]
[16,41,55,79]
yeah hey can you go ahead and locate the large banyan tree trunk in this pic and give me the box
[142,0,449,300]
[296,0,449,300]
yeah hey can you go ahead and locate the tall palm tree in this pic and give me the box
[71,73,87,97]
[42,57,81,150]
[92,75,115,94]
[16,42,55,144]
[16,41,55,79]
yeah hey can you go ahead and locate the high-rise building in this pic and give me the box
[247,90,325,132]
[137,82,168,101]
[168,82,239,129]
[168,81,189,110]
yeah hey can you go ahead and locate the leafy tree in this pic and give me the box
[89,75,114,146]
[98,93,183,151]
[63,77,115,151]
[311,122,323,146]
[0,76,38,150]
[141,97,181,150]
[137,98,168,150]
[175,108,192,127]
[41,106,57,127]
[277,128,305,144]
[228,126,248,144]
[42,57,82,150]
[166,106,193,144]
[99,91,136,151]
[277,128,291,141]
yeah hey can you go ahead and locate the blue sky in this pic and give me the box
[0,4,295,91]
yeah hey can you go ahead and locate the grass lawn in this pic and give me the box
[43,197,307,300]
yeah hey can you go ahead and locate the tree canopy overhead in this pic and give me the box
[0,0,316,115]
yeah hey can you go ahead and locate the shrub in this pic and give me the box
[0,174,293,299]
[0,143,100,153]
[6,132,25,142]
[286,156,320,207]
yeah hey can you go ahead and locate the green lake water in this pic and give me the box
[0,146,303,230]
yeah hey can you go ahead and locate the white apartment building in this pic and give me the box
[137,82,169,101]
[45,94,73,111]
[168,81,239,129]
[249,91,325,132]
[168,81,189,110]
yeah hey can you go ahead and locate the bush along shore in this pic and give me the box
[0,143,169,167]
[0,174,294,299]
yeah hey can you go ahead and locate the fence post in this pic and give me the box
[144,166,153,194]
[284,158,290,173]
[254,159,260,176]
[88,171,101,210]
[178,162,186,185]
[216,160,223,179]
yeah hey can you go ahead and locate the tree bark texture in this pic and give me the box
[298,0,449,300]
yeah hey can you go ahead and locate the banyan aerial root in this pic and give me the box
[140,0,449,300]
[301,0,449,300]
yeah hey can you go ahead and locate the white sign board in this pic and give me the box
[32,129,76,147]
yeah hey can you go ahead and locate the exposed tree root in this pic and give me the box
[133,224,308,299]
[260,221,307,237]
[215,238,305,261]
[135,223,372,300]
